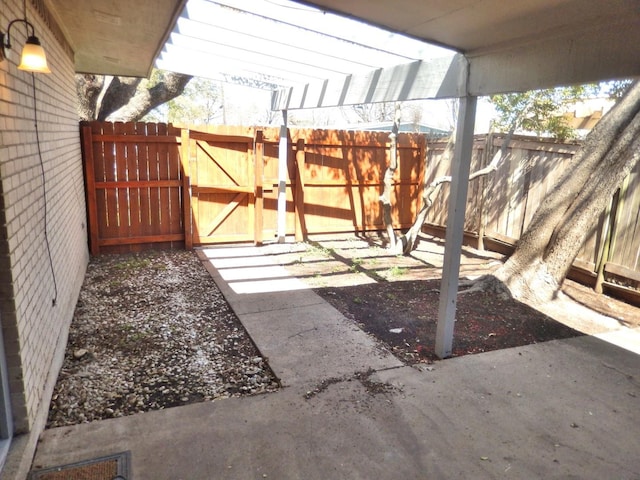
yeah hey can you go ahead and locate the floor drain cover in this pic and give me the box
[29,451,131,480]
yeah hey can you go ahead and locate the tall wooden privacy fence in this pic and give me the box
[80,122,425,253]
[80,122,639,302]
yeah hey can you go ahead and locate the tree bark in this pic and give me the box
[490,80,640,304]
[381,105,401,249]
[76,75,104,122]
[105,73,192,122]
[76,71,193,122]
[98,77,141,120]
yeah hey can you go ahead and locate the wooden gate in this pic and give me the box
[81,122,185,254]
[82,122,425,253]
[182,130,262,247]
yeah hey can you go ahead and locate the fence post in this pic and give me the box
[476,133,493,251]
[254,131,264,246]
[594,195,616,293]
[180,128,192,250]
[416,135,427,237]
[294,138,306,242]
[80,123,100,255]
[594,174,630,293]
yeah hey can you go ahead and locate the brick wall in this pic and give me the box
[0,0,88,436]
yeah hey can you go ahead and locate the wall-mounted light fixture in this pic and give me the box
[0,18,51,73]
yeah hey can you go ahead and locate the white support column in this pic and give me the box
[277,110,288,243]
[435,95,477,359]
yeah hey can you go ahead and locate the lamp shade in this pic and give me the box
[18,36,51,73]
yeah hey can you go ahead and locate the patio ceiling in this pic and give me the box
[49,0,640,95]
[49,0,185,77]
[298,0,640,97]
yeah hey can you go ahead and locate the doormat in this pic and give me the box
[28,451,131,480]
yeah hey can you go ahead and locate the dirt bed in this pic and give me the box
[279,233,640,363]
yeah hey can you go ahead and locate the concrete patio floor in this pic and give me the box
[30,244,640,479]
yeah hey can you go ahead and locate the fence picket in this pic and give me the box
[138,122,153,240]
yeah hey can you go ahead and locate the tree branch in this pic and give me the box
[398,137,505,254]
[98,77,141,120]
[105,72,193,122]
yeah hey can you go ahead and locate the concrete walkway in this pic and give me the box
[31,244,640,479]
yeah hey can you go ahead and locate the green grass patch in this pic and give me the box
[387,266,408,277]
[114,257,152,270]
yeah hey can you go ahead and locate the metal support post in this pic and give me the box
[277,110,288,243]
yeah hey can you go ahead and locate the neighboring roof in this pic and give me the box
[348,122,451,136]
[564,98,615,132]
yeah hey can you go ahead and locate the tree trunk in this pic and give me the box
[105,73,192,122]
[76,71,193,122]
[398,174,450,253]
[75,75,104,122]
[98,77,141,120]
[490,80,640,304]
[397,133,504,255]
[381,105,401,249]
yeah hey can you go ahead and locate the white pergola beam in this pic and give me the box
[173,17,390,74]
[161,42,335,83]
[158,44,340,86]
[208,0,448,62]
[154,57,291,89]
[271,54,467,110]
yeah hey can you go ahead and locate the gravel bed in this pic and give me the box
[46,249,280,428]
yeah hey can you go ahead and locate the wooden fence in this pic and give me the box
[289,127,425,235]
[423,133,640,303]
[81,122,185,253]
[80,122,425,253]
[80,122,639,303]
